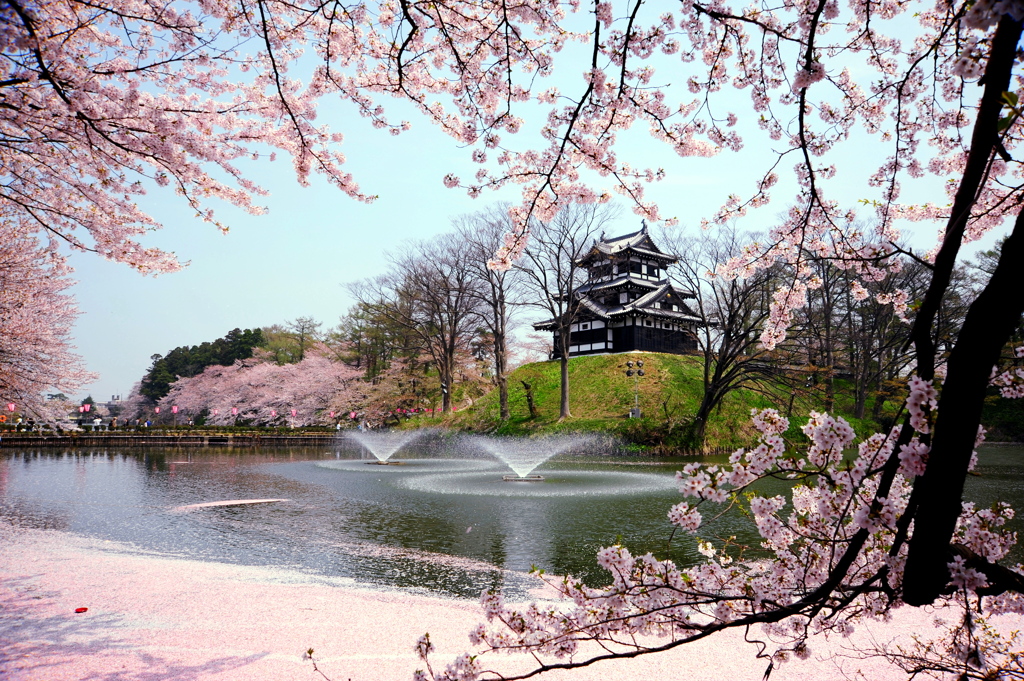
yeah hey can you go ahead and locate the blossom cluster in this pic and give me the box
[138,346,365,426]
[0,231,95,421]
[418,396,1023,680]
[990,347,1024,398]
[906,375,939,433]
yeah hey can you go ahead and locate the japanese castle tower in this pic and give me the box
[535,222,702,359]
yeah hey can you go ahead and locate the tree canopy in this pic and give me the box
[139,328,266,401]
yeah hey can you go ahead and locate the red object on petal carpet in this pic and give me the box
[74,607,88,613]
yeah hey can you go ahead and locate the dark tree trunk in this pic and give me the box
[559,354,571,420]
[690,385,721,449]
[495,329,510,420]
[822,328,835,412]
[904,207,1024,605]
[554,321,573,420]
[899,14,1024,606]
[689,415,708,449]
[521,381,539,419]
[823,370,835,412]
[853,375,868,419]
[497,374,510,421]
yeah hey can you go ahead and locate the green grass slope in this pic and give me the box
[405,352,1023,450]
[433,353,875,451]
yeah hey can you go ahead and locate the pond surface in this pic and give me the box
[1,441,1021,600]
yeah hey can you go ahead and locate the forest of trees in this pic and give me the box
[118,206,1021,445]
[124,209,531,425]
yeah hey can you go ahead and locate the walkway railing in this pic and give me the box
[0,431,343,447]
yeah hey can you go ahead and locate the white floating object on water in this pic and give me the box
[171,498,288,512]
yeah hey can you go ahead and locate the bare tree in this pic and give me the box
[455,206,525,421]
[285,316,322,363]
[836,266,916,420]
[785,253,968,421]
[663,225,783,448]
[517,204,619,420]
[844,260,968,420]
[350,234,482,413]
[790,254,846,411]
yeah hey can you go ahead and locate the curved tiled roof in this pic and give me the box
[532,281,702,330]
[578,222,679,265]
[576,275,660,295]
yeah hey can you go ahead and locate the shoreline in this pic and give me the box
[3,432,1021,452]
[0,433,344,448]
[0,524,972,681]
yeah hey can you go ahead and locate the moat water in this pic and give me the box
[1,441,1021,600]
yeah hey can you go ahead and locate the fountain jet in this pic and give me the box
[349,430,424,464]
[474,435,590,481]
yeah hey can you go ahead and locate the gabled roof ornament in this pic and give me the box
[641,219,648,233]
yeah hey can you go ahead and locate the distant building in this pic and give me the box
[534,223,702,359]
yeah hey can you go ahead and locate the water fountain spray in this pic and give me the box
[474,435,591,481]
[348,430,425,465]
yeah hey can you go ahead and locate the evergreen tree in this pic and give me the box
[139,328,266,401]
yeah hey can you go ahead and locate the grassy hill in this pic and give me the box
[420,353,896,452]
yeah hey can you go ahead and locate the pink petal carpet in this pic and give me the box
[0,524,988,680]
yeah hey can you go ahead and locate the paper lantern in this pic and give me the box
[154,407,160,414]
[231,407,238,415]
[290,409,297,417]
[6,402,14,412]
[172,406,178,414]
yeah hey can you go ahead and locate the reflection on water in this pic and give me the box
[1,444,1021,599]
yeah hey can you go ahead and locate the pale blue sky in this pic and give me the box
[67,67,1000,402]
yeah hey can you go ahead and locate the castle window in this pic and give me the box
[581,323,590,330]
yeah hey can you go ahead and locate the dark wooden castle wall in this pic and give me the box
[550,325,697,359]
[611,326,696,354]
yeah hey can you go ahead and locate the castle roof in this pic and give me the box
[578,221,679,266]
[533,282,702,330]
[576,274,696,298]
